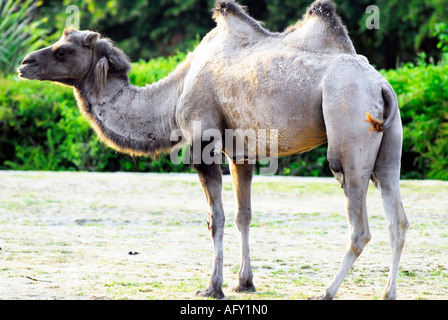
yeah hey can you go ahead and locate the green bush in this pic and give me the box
[0,77,112,171]
[1,52,447,179]
[0,52,190,173]
[36,0,448,69]
[381,62,448,180]
[129,52,187,87]
[0,0,49,76]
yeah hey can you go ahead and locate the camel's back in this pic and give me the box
[177,0,361,156]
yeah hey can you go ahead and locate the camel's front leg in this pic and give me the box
[193,161,225,299]
[229,160,256,293]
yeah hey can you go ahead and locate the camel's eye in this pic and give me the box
[55,49,65,60]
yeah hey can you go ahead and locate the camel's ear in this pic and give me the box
[83,32,100,48]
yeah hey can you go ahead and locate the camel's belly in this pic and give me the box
[219,78,327,159]
[276,133,327,157]
[221,100,327,160]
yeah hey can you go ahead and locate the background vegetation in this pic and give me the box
[0,0,47,76]
[0,52,189,173]
[1,0,448,180]
[37,0,448,69]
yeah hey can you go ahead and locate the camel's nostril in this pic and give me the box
[22,57,36,65]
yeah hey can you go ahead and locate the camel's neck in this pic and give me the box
[73,64,187,157]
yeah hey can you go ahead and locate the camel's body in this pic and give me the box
[18,0,408,300]
[181,35,330,156]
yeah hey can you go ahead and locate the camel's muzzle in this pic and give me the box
[18,47,52,80]
[18,54,40,80]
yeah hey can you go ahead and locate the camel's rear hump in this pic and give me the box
[284,0,356,54]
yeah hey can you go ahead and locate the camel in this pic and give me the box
[18,0,409,300]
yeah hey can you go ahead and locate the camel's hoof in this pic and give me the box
[382,291,397,300]
[195,287,225,299]
[231,283,256,293]
[307,294,333,300]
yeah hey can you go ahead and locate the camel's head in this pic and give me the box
[18,28,131,87]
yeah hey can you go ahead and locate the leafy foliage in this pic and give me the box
[35,0,448,69]
[1,1,448,179]
[0,53,189,173]
[129,51,187,87]
[381,62,448,180]
[37,0,215,63]
[0,0,49,76]
[433,22,448,63]
[0,77,111,170]
[1,52,447,179]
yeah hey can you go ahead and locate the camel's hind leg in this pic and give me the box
[320,92,386,298]
[229,160,256,293]
[319,57,389,299]
[321,164,374,300]
[372,116,409,300]
[320,124,382,300]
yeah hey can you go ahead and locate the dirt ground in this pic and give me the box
[0,170,447,300]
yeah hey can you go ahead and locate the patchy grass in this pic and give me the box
[0,171,447,300]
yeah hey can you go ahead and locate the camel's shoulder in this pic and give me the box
[213,1,279,45]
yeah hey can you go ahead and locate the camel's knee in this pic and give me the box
[389,219,409,246]
[350,232,371,256]
[401,218,410,233]
[328,158,344,188]
[235,207,252,230]
[393,216,410,234]
[208,211,225,237]
[381,191,409,246]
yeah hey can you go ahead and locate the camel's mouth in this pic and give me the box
[18,55,43,80]
[17,69,29,79]
[17,63,40,80]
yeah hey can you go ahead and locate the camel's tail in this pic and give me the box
[380,83,399,131]
[364,84,398,133]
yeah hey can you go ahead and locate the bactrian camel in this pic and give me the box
[18,0,409,300]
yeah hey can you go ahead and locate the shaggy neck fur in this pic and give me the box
[73,56,191,157]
